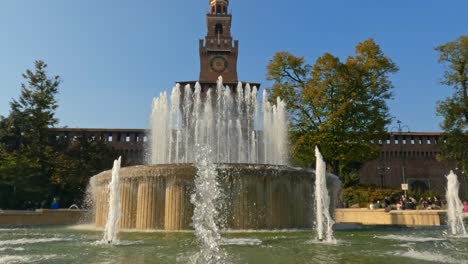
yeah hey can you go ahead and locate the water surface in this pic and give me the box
[0,226,466,264]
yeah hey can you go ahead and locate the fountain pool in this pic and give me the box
[1,226,467,264]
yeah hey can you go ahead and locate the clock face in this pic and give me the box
[210,56,228,73]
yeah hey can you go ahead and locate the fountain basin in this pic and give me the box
[91,164,338,231]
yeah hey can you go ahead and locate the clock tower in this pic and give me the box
[199,0,238,83]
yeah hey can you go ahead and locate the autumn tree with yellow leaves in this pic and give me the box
[266,39,398,185]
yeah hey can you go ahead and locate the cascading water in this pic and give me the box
[314,147,335,242]
[149,76,288,165]
[445,170,467,236]
[102,156,121,244]
[190,145,225,264]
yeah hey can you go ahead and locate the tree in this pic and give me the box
[435,36,468,179]
[0,61,60,207]
[0,61,121,209]
[50,133,119,207]
[267,39,398,183]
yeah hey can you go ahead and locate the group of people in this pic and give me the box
[397,195,442,210]
[371,195,444,210]
[369,196,391,210]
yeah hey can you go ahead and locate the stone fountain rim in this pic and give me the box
[90,163,315,182]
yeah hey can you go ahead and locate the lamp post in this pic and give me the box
[391,120,410,196]
[377,166,390,188]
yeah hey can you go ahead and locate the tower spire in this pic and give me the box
[209,0,229,15]
[199,0,238,83]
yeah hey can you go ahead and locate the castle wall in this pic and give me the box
[49,128,465,197]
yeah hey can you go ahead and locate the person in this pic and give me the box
[396,201,403,210]
[50,198,59,209]
[464,201,468,213]
[369,203,375,210]
[376,200,383,209]
[422,198,428,209]
[427,197,433,207]
[434,197,441,209]
[407,197,415,210]
[384,196,391,209]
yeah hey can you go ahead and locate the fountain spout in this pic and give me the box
[190,145,225,263]
[102,156,122,244]
[315,147,335,242]
[446,170,467,236]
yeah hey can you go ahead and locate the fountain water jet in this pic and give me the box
[149,77,288,166]
[315,147,335,242]
[190,145,225,264]
[445,170,467,236]
[102,156,121,244]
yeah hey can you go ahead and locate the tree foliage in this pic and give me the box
[0,61,60,207]
[0,61,117,209]
[267,39,398,181]
[51,134,119,206]
[435,36,468,175]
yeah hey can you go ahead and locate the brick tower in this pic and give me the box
[199,0,238,83]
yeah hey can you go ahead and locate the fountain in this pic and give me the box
[5,1,468,262]
[89,77,341,231]
[445,170,467,236]
[149,77,287,165]
[102,156,121,244]
[314,147,335,242]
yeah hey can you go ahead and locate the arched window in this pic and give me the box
[223,6,227,14]
[215,23,223,35]
[211,6,215,13]
[217,5,221,14]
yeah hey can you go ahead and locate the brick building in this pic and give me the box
[358,132,460,195]
[49,128,464,196]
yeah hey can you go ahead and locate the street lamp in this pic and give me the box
[377,166,390,188]
[391,120,410,195]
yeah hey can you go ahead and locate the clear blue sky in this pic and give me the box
[0,0,467,132]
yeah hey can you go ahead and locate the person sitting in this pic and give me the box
[396,201,403,210]
[376,200,383,209]
[427,197,433,207]
[384,196,391,209]
[433,197,441,209]
[422,199,428,209]
[50,198,59,209]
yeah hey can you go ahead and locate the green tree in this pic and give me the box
[267,39,398,183]
[0,61,121,209]
[435,36,468,191]
[0,146,17,208]
[51,133,119,207]
[0,60,60,208]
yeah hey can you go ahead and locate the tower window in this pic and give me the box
[215,23,223,35]
[223,6,227,14]
[217,5,221,14]
[211,6,215,13]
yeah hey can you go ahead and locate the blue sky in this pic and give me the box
[0,0,466,131]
